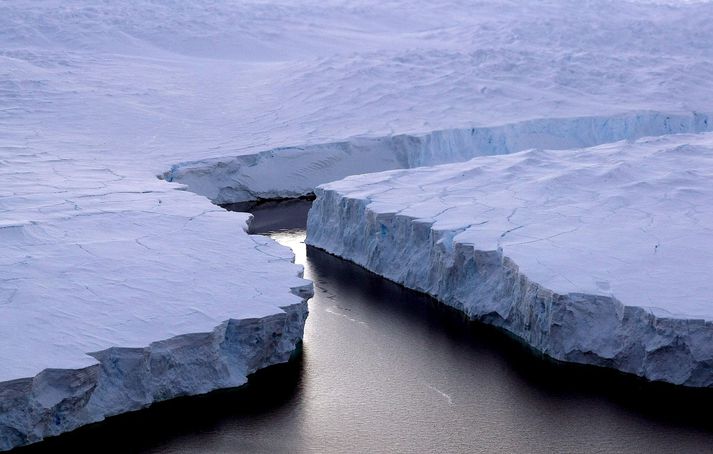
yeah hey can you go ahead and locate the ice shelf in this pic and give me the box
[307,133,713,386]
[3,0,713,448]
[0,152,311,450]
[2,1,713,204]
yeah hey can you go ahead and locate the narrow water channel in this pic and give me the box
[22,199,713,453]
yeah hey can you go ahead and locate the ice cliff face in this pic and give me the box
[306,133,713,387]
[0,303,307,451]
[165,112,712,204]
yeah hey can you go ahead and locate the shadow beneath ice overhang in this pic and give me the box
[15,351,305,454]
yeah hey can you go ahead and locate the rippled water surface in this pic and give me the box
[23,199,713,453]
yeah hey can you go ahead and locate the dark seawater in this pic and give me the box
[21,199,713,453]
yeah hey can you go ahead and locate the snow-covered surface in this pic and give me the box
[307,133,713,386]
[0,160,310,382]
[2,1,713,202]
[3,0,713,447]
[0,142,311,449]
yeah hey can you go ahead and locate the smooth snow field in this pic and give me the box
[3,0,713,449]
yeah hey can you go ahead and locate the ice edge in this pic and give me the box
[165,111,712,204]
[0,294,309,451]
[306,188,713,388]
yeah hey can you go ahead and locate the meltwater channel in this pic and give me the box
[21,199,713,453]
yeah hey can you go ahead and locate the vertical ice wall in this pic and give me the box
[165,112,712,204]
[305,133,713,386]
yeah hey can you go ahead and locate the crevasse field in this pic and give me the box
[1,0,713,450]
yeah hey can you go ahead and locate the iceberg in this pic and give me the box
[307,133,713,386]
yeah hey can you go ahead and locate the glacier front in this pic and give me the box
[307,133,713,386]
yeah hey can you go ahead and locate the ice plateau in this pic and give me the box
[306,133,713,386]
[2,1,713,202]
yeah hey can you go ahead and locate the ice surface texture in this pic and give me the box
[3,0,713,448]
[2,1,713,197]
[307,133,713,386]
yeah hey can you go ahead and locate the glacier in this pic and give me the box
[3,1,713,205]
[152,0,713,204]
[3,0,713,449]
[306,132,713,386]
